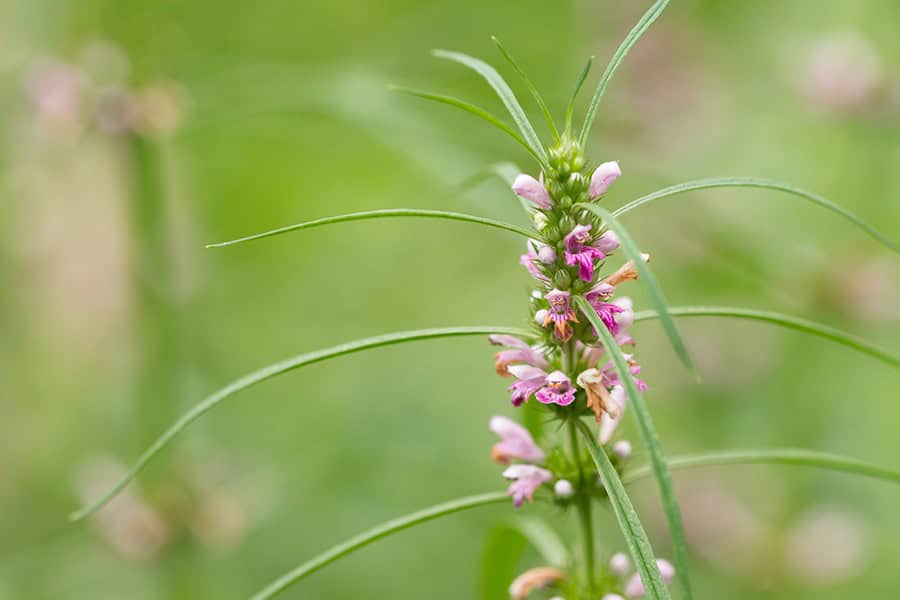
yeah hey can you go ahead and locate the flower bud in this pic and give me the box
[589,161,621,198]
[513,174,553,209]
[534,309,549,325]
[554,479,575,498]
[613,440,632,459]
[610,552,630,576]
[537,244,556,264]
[533,211,549,231]
[602,595,625,600]
[509,567,566,600]
[552,269,571,290]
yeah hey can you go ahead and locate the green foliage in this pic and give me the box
[612,177,900,252]
[491,37,560,143]
[575,296,692,600]
[575,420,671,600]
[433,49,548,165]
[69,326,532,521]
[205,208,536,248]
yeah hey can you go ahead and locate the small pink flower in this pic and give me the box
[600,354,648,391]
[624,559,675,598]
[589,161,621,198]
[503,464,553,507]
[520,240,551,285]
[610,552,630,576]
[564,224,607,281]
[489,416,545,464]
[507,365,550,407]
[489,334,549,376]
[543,289,578,341]
[613,440,633,459]
[535,371,576,406]
[513,174,553,209]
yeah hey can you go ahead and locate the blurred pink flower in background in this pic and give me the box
[801,32,883,114]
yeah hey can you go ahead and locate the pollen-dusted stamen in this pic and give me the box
[509,566,567,600]
[543,289,578,341]
[603,253,651,287]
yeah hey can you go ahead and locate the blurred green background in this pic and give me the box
[2,0,899,598]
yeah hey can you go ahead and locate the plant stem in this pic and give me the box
[569,418,595,591]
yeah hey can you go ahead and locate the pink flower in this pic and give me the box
[589,161,621,198]
[520,240,551,285]
[489,416,545,464]
[507,365,550,407]
[535,371,576,406]
[600,354,648,391]
[489,334,549,376]
[512,174,553,209]
[543,289,577,341]
[624,559,675,598]
[502,464,552,507]
[564,225,607,281]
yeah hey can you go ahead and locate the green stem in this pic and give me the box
[568,419,594,589]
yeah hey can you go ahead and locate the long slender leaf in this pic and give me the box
[491,37,560,143]
[433,49,547,164]
[511,517,570,567]
[578,0,670,147]
[612,177,900,253]
[632,306,900,369]
[577,203,698,378]
[391,86,547,164]
[575,296,690,600]
[565,56,594,133]
[623,448,900,485]
[574,420,670,600]
[69,326,533,522]
[480,524,530,600]
[252,492,512,600]
[205,208,537,248]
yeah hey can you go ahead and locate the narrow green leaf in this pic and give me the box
[578,0,670,147]
[612,177,900,253]
[391,86,547,164]
[433,49,547,164]
[69,326,533,522]
[632,306,900,369]
[491,36,560,143]
[574,420,670,600]
[577,203,698,378]
[206,208,537,248]
[623,448,900,485]
[565,56,594,133]
[252,492,512,600]
[575,296,691,600]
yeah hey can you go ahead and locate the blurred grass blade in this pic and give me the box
[633,306,900,368]
[510,517,570,567]
[491,36,560,143]
[612,177,900,252]
[623,448,900,485]
[69,326,533,522]
[252,492,511,600]
[578,0,670,147]
[433,49,547,164]
[574,420,671,600]
[575,296,690,600]
[480,524,529,600]
[565,56,594,133]
[206,208,537,248]
[392,86,547,164]
[577,203,698,379]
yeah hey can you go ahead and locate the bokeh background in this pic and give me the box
[2,0,899,598]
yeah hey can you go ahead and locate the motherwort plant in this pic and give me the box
[70,1,900,598]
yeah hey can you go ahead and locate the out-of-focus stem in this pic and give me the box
[125,134,181,445]
[568,399,595,590]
